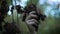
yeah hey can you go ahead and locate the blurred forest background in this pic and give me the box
[0,0,60,34]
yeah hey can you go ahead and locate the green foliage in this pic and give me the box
[0,0,60,34]
[6,0,11,5]
[27,0,39,5]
